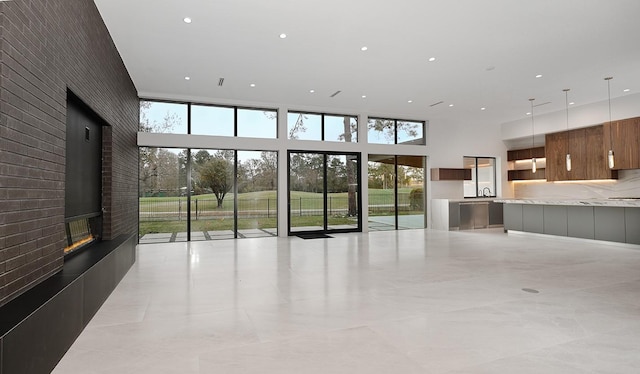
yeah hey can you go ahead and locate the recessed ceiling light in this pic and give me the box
[361,46,368,51]
[535,74,542,78]
[184,76,190,80]
[183,17,192,24]
[449,104,454,107]
[408,100,413,103]
[569,102,575,105]
[279,33,287,39]
[481,107,486,111]
[309,89,315,93]
[250,83,256,87]
[362,95,367,98]
[428,57,436,62]
[526,112,532,115]
[623,88,630,92]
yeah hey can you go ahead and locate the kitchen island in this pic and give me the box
[496,198,640,245]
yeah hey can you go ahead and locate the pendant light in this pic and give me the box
[529,98,537,173]
[605,77,615,169]
[564,89,572,172]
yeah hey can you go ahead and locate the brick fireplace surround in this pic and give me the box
[0,0,139,372]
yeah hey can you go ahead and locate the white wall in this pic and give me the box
[428,117,509,200]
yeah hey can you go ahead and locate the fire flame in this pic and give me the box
[64,235,94,254]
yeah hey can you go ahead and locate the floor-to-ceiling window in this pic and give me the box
[368,155,426,230]
[190,148,236,240]
[236,151,278,237]
[138,101,279,243]
[139,147,189,242]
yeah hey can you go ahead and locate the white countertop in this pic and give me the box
[494,198,640,207]
[432,198,497,203]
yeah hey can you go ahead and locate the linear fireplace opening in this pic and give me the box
[64,214,102,255]
[65,91,105,257]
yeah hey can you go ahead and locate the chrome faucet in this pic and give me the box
[482,187,491,197]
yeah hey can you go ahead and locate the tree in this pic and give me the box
[139,102,183,196]
[367,119,419,143]
[289,113,308,139]
[139,101,180,133]
[139,148,181,196]
[192,150,212,167]
[199,155,234,208]
[257,151,277,191]
[327,156,347,193]
[343,117,358,216]
[368,162,395,189]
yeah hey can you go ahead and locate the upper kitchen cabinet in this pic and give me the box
[506,146,546,181]
[584,126,616,179]
[545,131,568,181]
[507,147,545,161]
[603,117,640,170]
[546,125,617,181]
[430,168,472,181]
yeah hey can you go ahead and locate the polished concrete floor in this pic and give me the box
[53,229,640,373]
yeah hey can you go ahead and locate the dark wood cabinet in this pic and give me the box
[585,125,616,179]
[506,146,546,181]
[603,117,640,170]
[545,132,568,181]
[507,168,546,181]
[507,147,545,161]
[546,125,617,181]
[430,168,472,181]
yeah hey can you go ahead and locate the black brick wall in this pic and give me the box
[0,0,138,306]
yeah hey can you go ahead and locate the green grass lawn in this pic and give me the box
[140,188,416,211]
[139,215,356,236]
[139,188,422,236]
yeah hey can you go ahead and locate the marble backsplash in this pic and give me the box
[513,169,640,199]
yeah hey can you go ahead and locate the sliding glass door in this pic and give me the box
[368,154,426,230]
[288,151,361,235]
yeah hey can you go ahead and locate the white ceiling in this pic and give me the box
[94,0,640,126]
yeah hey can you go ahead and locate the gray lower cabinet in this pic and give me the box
[504,204,523,231]
[625,208,640,245]
[489,202,504,226]
[460,202,489,229]
[449,202,460,229]
[523,205,544,234]
[594,207,626,243]
[567,206,595,239]
[543,205,568,236]
[504,203,639,245]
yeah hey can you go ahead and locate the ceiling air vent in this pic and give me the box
[218,78,224,87]
[330,90,342,98]
[430,101,444,107]
[533,101,551,107]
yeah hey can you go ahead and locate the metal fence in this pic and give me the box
[139,193,421,221]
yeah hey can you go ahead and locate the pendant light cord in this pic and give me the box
[530,98,535,150]
[565,89,570,150]
[607,78,612,124]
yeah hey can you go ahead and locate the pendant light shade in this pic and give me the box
[529,98,537,173]
[605,77,615,169]
[564,89,572,172]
